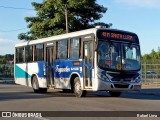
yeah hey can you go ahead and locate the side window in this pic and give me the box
[16,48,19,63]
[34,44,44,61]
[57,40,68,59]
[70,38,80,59]
[16,47,25,63]
[25,46,33,62]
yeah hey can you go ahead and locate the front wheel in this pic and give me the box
[73,77,86,97]
[109,91,122,97]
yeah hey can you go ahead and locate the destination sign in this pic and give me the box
[97,30,138,42]
[102,32,133,40]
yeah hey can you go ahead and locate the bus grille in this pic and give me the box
[110,73,139,82]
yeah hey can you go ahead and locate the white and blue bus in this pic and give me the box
[14,27,141,97]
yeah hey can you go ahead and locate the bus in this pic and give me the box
[14,26,141,97]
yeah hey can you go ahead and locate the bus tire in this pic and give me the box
[32,76,47,93]
[62,89,73,93]
[73,77,86,97]
[39,88,47,93]
[32,76,41,93]
[109,91,122,97]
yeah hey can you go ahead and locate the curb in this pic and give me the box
[140,88,160,96]
[129,88,160,96]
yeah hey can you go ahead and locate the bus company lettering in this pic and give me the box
[56,65,70,74]
[71,67,79,71]
[102,32,133,40]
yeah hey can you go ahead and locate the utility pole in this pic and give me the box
[64,4,69,33]
[57,0,69,33]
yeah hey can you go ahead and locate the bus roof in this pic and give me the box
[15,27,138,47]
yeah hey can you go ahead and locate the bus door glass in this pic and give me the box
[83,41,93,88]
[46,46,55,86]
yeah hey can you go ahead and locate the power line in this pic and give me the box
[0,5,34,10]
[0,5,33,33]
[0,28,27,32]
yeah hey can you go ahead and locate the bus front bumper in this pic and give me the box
[97,80,141,91]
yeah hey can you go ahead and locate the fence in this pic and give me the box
[142,63,160,86]
[0,64,14,79]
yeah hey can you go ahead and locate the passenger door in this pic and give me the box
[46,46,55,86]
[83,41,93,88]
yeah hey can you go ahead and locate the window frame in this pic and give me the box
[34,44,44,62]
[25,45,33,62]
[56,39,68,59]
[15,47,25,63]
[70,37,81,59]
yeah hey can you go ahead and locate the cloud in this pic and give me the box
[114,0,160,9]
[0,38,20,55]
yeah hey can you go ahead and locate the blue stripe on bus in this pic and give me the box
[15,60,83,79]
[15,65,31,78]
[54,60,83,78]
[37,61,45,77]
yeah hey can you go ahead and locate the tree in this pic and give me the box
[0,54,14,64]
[150,49,158,59]
[141,47,160,64]
[18,0,111,40]
[142,54,151,61]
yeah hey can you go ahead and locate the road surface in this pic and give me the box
[0,83,160,120]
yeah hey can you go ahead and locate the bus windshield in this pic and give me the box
[97,40,141,71]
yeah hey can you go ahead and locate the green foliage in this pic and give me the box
[142,48,160,64]
[0,54,14,64]
[0,64,14,78]
[18,0,111,40]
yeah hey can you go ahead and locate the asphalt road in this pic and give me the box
[0,83,160,120]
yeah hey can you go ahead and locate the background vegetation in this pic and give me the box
[18,0,111,41]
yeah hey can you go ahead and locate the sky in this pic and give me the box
[0,0,160,55]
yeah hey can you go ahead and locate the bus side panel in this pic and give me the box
[54,59,83,89]
[14,61,47,88]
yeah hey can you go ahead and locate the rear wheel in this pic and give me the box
[73,77,86,97]
[32,76,47,93]
[32,76,40,93]
[109,91,122,97]
[39,88,47,93]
